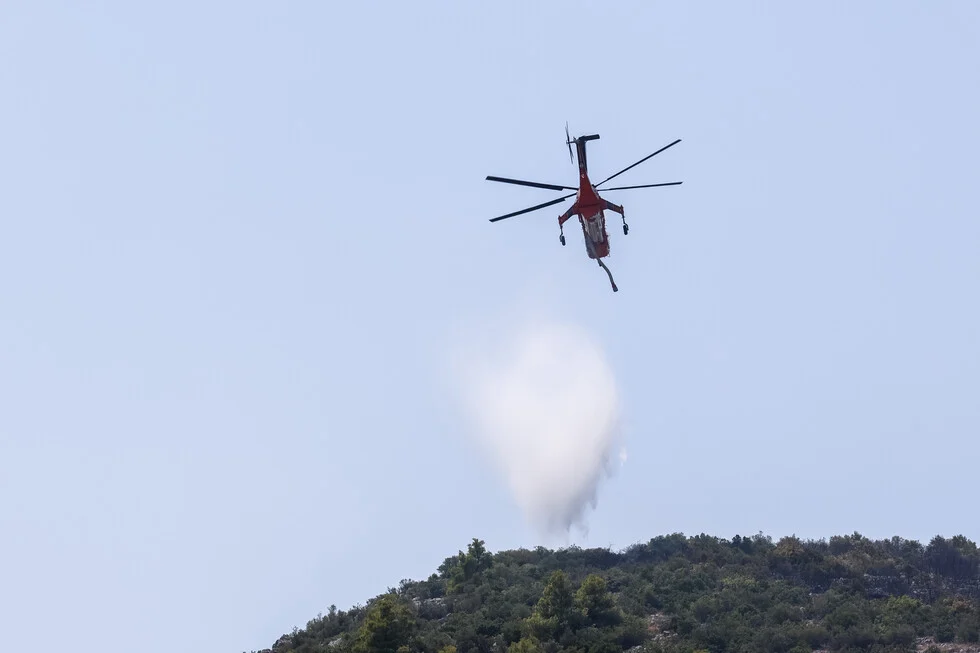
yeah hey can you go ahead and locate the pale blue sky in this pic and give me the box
[2,2,978,652]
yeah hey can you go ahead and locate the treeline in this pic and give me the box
[259,533,980,653]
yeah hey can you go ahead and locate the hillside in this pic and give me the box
[255,533,980,653]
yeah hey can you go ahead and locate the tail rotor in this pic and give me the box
[565,121,574,164]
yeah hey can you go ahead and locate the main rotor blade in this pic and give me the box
[599,181,683,191]
[486,175,576,191]
[488,193,574,222]
[595,139,681,187]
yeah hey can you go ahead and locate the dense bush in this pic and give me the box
[257,533,980,653]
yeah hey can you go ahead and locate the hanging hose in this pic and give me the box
[597,257,618,292]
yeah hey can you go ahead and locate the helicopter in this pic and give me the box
[486,124,682,292]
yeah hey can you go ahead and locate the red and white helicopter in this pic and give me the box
[486,124,682,292]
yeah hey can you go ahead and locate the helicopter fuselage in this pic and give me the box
[573,175,610,259]
[559,135,619,259]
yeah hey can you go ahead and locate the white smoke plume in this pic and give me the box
[450,314,624,537]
